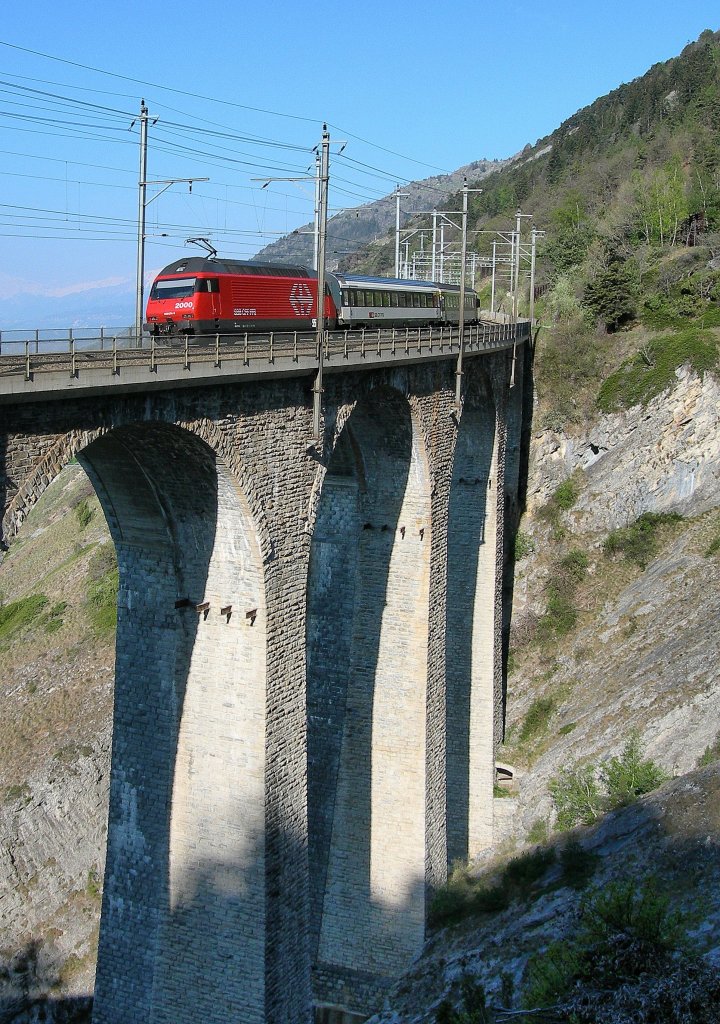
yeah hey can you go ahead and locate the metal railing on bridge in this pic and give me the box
[0,326,139,356]
[0,320,530,394]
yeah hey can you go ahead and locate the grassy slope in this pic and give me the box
[0,463,115,792]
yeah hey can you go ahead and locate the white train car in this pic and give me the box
[328,273,477,329]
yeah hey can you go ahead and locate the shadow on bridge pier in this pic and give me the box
[307,382,431,996]
[74,422,269,1024]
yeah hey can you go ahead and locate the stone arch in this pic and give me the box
[57,421,270,1024]
[306,383,432,986]
[2,414,273,568]
[446,365,499,863]
[2,426,105,543]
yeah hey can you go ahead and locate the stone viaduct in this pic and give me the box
[0,324,530,1023]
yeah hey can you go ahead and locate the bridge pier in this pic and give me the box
[0,346,526,1023]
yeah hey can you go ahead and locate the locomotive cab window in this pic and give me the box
[150,277,196,300]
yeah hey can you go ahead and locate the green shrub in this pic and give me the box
[528,818,550,844]
[435,973,489,1024]
[535,588,578,642]
[550,764,604,830]
[41,600,67,634]
[697,733,720,767]
[86,868,102,900]
[522,878,687,1010]
[604,511,683,568]
[704,533,720,557]
[502,847,556,899]
[559,839,598,889]
[428,886,468,929]
[74,499,94,529]
[559,548,589,580]
[428,848,557,930]
[4,783,32,806]
[597,327,718,412]
[470,885,510,914]
[519,696,557,742]
[87,570,118,633]
[551,733,669,830]
[523,937,583,1008]
[0,594,49,643]
[534,549,589,644]
[537,476,581,538]
[554,479,579,510]
[493,784,513,798]
[582,877,684,951]
[514,530,535,560]
[602,732,670,808]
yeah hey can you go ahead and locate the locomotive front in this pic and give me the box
[144,259,220,336]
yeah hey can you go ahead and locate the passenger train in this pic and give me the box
[144,258,478,337]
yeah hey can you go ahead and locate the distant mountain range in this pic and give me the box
[254,158,506,267]
[0,283,135,335]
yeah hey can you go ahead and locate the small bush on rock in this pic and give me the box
[521,878,720,1023]
[550,732,669,830]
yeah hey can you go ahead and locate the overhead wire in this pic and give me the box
[0,39,474,281]
[0,40,449,174]
[0,56,457,201]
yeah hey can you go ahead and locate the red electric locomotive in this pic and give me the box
[144,257,337,337]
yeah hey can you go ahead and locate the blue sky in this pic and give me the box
[0,0,718,313]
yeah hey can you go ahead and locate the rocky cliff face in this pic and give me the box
[0,737,109,1021]
[525,365,720,525]
[507,366,720,830]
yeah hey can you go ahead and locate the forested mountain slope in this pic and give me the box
[364,26,720,1024]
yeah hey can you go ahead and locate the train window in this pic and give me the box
[341,289,349,306]
[150,277,196,300]
[195,278,219,293]
[413,294,421,308]
[382,292,390,307]
[390,292,399,307]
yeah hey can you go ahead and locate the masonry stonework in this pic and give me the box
[0,348,522,1023]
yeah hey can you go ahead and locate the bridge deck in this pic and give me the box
[0,320,529,402]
